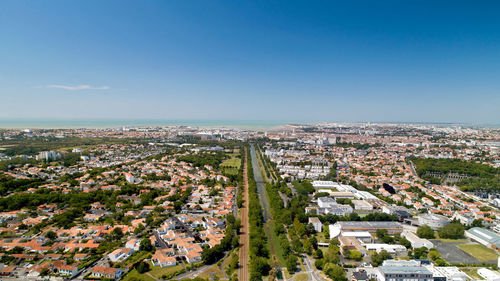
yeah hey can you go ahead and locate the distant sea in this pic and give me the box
[0,119,290,130]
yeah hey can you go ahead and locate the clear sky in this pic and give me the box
[1,0,499,124]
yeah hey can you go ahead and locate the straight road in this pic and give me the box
[239,148,249,281]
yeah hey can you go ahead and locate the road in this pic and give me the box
[239,147,250,281]
[302,255,325,281]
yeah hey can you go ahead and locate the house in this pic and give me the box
[108,247,133,262]
[91,266,124,280]
[126,238,140,251]
[308,217,323,233]
[55,262,79,277]
[0,266,16,277]
[74,253,88,261]
[151,253,177,267]
[125,173,135,184]
[185,250,202,263]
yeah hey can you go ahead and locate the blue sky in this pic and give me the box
[1,0,499,123]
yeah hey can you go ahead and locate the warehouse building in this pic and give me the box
[465,227,500,249]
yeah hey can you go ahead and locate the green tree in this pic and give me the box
[417,225,435,239]
[139,238,154,252]
[399,237,411,248]
[324,264,347,281]
[438,223,465,239]
[46,231,57,240]
[349,250,362,261]
[286,255,298,273]
[371,250,391,266]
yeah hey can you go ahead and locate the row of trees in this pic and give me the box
[410,156,500,191]
[417,222,465,239]
[247,146,271,281]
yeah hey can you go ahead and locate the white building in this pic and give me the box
[417,213,450,230]
[318,197,337,208]
[478,268,500,281]
[425,266,467,281]
[312,181,339,189]
[352,200,373,211]
[403,231,434,249]
[452,212,475,226]
[364,244,407,255]
[465,227,500,249]
[308,217,323,233]
[125,173,135,184]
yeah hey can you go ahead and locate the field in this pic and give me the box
[294,273,308,281]
[221,157,241,175]
[197,263,226,279]
[122,269,156,281]
[122,263,184,281]
[221,158,241,169]
[436,238,469,243]
[148,263,184,279]
[457,244,499,262]
[267,221,287,266]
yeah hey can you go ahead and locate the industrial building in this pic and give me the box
[465,227,500,249]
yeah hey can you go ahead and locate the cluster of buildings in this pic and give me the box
[0,138,240,280]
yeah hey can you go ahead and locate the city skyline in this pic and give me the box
[1,1,500,123]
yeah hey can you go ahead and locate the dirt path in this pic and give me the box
[239,148,250,281]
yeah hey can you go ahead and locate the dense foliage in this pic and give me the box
[410,157,500,191]
[0,176,46,196]
[247,147,271,280]
[437,223,465,239]
[417,225,435,239]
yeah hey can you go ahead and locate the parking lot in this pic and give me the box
[432,240,482,265]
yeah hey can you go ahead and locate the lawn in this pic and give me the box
[316,232,329,243]
[122,269,156,281]
[458,244,499,262]
[115,251,150,268]
[221,158,241,175]
[436,238,469,243]
[294,273,308,281]
[197,263,226,279]
[149,263,184,279]
[267,221,287,267]
[221,158,241,169]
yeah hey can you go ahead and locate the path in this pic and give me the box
[146,272,159,281]
[239,148,249,281]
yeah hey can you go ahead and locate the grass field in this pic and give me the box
[115,251,150,268]
[221,157,241,175]
[221,158,241,168]
[458,244,499,262]
[267,219,287,267]
[149,263,184,278]
[294,273,308,281]
[122,269,156,281]
[197,263,226,279]
[436,238,469,243]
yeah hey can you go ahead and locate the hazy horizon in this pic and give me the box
[0,118,499,130]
